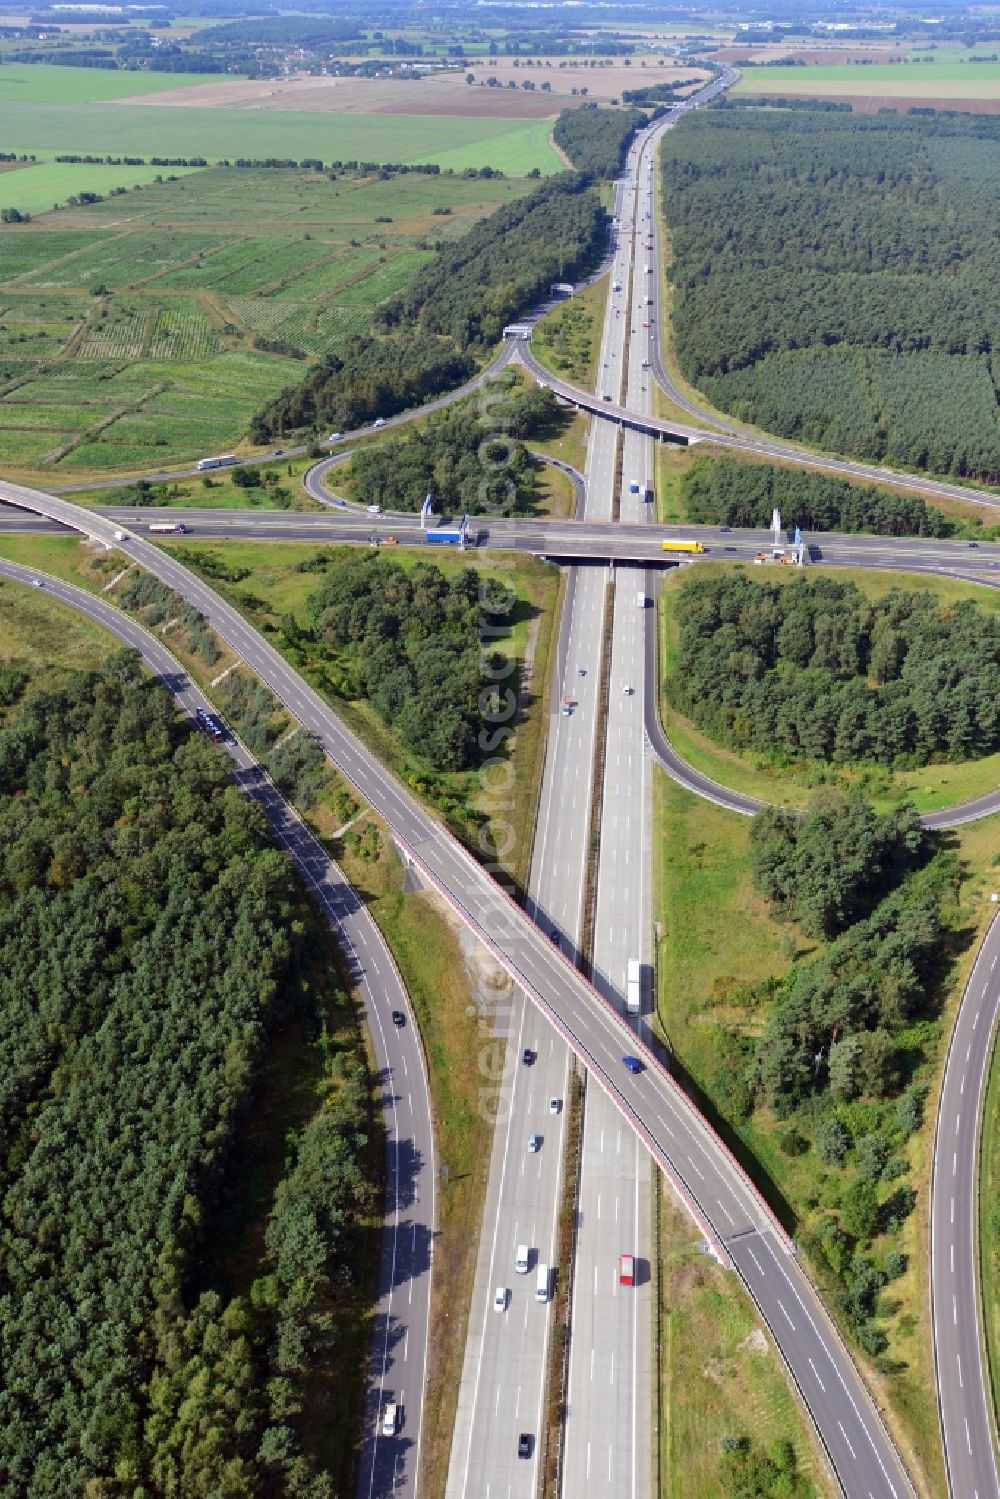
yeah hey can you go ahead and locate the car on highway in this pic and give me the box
[719,525,732,533]
[494,1286,508,1312]
[328,432,342,442]
[391,1010,405,1027]
[550,928,561,944]
[385,536,398,545]
[31,578,43,588]
[381,1401,398,1436]
[619,1253,635,1287]
[527,1133,540,1153]
[623,685,633,695]
[518,1434,533,1460]
[549,1097,562,1115]
[373,418,386,429]
[968,540,980,547]
[622,1055,643,1074]
[603,393,612,401]
[522,1047,535,1066]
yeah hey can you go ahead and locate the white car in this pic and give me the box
[623,685,634,695]
[367,504,382,515]
[31,578,43,588]
[549,1097,562,1115]
[373,417,386,429]
[527,1133,540,1153]
[328,431,342,442]
[494,1286,508,1312]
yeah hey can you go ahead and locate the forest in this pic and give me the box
[0,658,371,1495]
[669,572,1000,767]
[306,553,513,771]
[256,171,605,439]
[381,170,606,351]
[660,109,1000,482]
[681,455,950,538]
[710,792,951,1359]
[552,103,644,177]
[348,378,560,514]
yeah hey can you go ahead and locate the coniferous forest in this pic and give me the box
[0,658,369,1496]
[669,572,1000,767]
[660,108,1000,482]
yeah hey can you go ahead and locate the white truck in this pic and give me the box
[626,958,642,1015]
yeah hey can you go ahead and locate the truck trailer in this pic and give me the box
[626,959,641,1015]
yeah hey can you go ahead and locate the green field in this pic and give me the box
[0,62,228,103]
[0,103,561,175]
[0,160,204,216]
[734,60,1000,99]
[0,165,528,476]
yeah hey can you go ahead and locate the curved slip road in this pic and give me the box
[0,557,435,1499]
[930,912,1000,1499]
[0,478,918,1499]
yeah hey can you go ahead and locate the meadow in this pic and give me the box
[0,161,203,217]
[0,102,561,175]
[0,164,527,476]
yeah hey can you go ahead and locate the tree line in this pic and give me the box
[668,572,1000,767]
[681,454,951,537]
[0,657,370,1494]
[659,108,1000,481]
[256,172,606,439]
[348,378,560,514]
[552,104,645,178]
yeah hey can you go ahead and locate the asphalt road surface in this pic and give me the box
[0,456,921,1499]
[0,558,435,1499]
[930,913,1000,1499]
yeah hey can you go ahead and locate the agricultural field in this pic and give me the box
[0,62,223,104]
[0,161,203,217]
[0,103,562,176]
[733,58,1000,109]
[0,165,528,477]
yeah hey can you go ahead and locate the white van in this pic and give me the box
[535,1264,550,1303]
[516,1244,530,1274]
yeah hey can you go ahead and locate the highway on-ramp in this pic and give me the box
[0,558,435,1499]
[0,478,919,1499]
[930,913,1000,1499]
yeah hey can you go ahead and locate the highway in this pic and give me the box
[930,914,1000,1499]
[0,559,435,1499]
[1,454,920,1499]
[561,153,652,1499]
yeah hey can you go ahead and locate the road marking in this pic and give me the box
[960,1072,966,1095]
[965,1418,972,1455]
[954,1294,958,1325]
[837,1423,857,1461]
[808,1356,825,1392]
[953,1152,958,1176]
[955,1111,961,1133]
[776,1298,795,1330]
[747,1247,765,1276]
[688,1157,705,1180]
[718,1200,736,1227]
[957,1353,963,1388]
[973,1009,980,1028]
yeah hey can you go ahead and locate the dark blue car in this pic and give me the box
[623,1056,643,1075]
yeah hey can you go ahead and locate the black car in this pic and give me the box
[518,1434,533,1460]
[550,928,560,945]
[391,1011,405,1028]
[522,1048,535,1066]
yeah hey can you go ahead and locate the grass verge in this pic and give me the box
[531,272,610,390]
[658,1185,836,1499]
[0,573,117,678]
